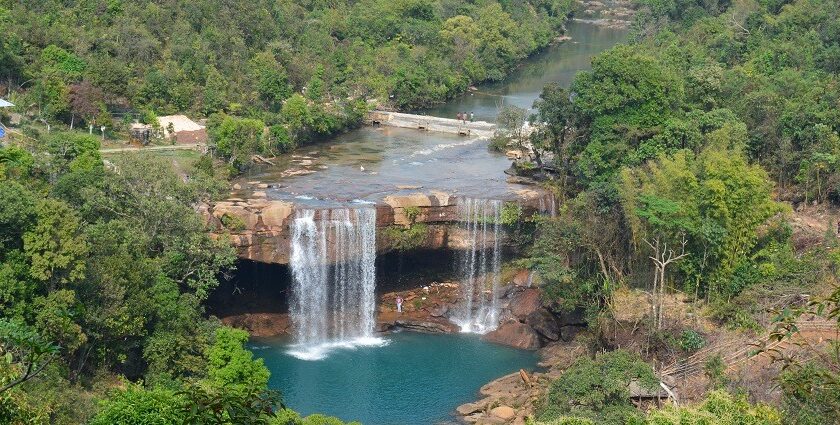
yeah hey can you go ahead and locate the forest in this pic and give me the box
[2,0,840,423]
[516,0,840,423]
[0,0,572,169]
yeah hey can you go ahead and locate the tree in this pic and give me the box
[23,198,88,288]
[68,81,104,129]
[250,52,292,111]
[208,115,266,170]
[0,319,60,394]
[203,67,228,116]
[539,350,658,424]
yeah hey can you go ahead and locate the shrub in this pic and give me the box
[501,202,523,226]
[539,350,657,424]
[678,329,705,352]
[403,206,421,224]
[220,213,247,231]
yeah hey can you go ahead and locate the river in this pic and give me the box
[247,21,627,425]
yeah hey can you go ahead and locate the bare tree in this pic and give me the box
[644,235,688,329]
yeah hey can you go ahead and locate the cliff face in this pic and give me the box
[206,189,551,264]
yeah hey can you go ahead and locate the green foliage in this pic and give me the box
[704,354,728,390]
[643,390,781,424]
[383,224,428,251]
[221,214,247,232]
[677,329,705,352]
[0,319,60,393]
[90,386,184,425]
[204,327,270,393]
[500,202,522,226]
[539,350,658,424]
[619,149,783,299]
[208,114,266,171]
[779,361,840,424]
[403,206,421,224]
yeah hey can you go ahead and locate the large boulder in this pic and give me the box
[508,289,542,320]
[484,320,541,350]
[490,406,516,421]
[525,310,560,341]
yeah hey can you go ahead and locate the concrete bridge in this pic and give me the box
[366,110,496,138]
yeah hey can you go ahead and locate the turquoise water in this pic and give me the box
[249,332,539,424]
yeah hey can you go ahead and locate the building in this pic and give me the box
[157,115,207,144]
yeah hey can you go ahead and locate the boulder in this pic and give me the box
[484,321,541,350]
[526,310,560,341]
[490,406,516,421]
[559,325,584,342]
[509,289,542,320]
[394,318,459,333]
[556,307,587,327]
[456,402,485,416]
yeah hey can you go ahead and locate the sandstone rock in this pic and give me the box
[429,304,449,317]
[394,318,459,333]
[490,406,515,421]
[261,201,293,228]
[221,313,291,337]
[232,183,242,190]
[484,320,541,350]
[526,310,560,341]
[509,289,542,320]
[456,402,485,415]
[512,269,531,286]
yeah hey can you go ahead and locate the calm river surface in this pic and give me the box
[251,332,539,425]
[252,21,627,424]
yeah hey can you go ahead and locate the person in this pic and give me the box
[470,112,474,122]
[462,112,467,124]
[456,112,462,121]
[396,296,403,313]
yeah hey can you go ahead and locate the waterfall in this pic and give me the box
[288,207,381,359]
[454,198,502,333]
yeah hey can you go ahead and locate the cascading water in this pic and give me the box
[288,207,382,360]
[454,198,502,333]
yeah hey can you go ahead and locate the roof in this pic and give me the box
[157,115,204,135]
[0,99,14,108]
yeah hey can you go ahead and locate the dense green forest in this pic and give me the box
[2,0,840,423]
[520,0,840,423]
[0,0,572,167]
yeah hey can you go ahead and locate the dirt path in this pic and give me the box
[100,143,204,153]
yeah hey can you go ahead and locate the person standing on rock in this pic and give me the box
[396,296,403,313]
[470,112,474,122]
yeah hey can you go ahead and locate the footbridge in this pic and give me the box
[366,110,496,138]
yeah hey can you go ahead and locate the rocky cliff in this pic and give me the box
[206,187,553,264]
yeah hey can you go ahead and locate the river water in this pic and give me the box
[249,21,627,424]
[239,21,627,203]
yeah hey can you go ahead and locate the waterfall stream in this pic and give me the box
[454,198,503,333]
[288,207,382,360]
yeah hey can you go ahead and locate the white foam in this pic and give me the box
[295,195,315,200]
[286,337,390,361]
[405,137,487,158]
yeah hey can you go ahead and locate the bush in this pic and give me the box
[220,213,247,231]
[383,224,427,251]
[678,329,705,352]
[90,385,184,425]
[539,350,658,424]
[644,390,781,424]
